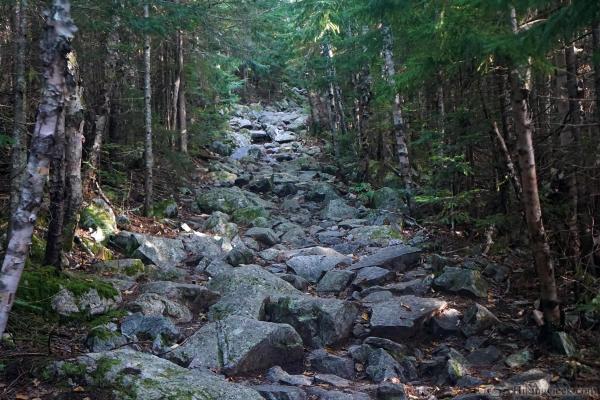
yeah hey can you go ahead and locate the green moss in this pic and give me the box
[15,266,119,317]
[80,200,116,244]
[232,207,268,225]
[83,238,114,260]
[151,199,178,218]
[88,309,127,328]
[60,361,87,378]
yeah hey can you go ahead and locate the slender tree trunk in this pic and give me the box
[143,3,154,216]
[509,7,560,329]
[84,22,119,193]
[62,51,85,252]
[356,65,372,180]
[564,45,582,267]
[45,110,66,267]
[593,22,600,124]
[382,25,411,188]
[8,0,28,240]
[177,30,188,153]
[0,0,76,338]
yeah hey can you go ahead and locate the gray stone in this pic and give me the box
[431,308,462,336]
[322,199,359,220]
[205,258,235,276]
[286,254,352,283]
[366,348,403,383]
[140,281,220,314]
[280,274,310,291]
[505,349,533,368]
[196,186,271,214]
[377,383,408,400]
[369,295,447,339]
[308,349,355,380]
[466,345,502,366]
[126,292,192,323]
[352,267,395,289]
[361,291,394,304]
[274,182,299,197]
[482,263,510,282]
[132,235,187,268]
[363,337,407,361]
[245,227,280,246]
[52,348,263,399]
[266,295,359,347]
[92,259,146,279]
[208,265,300,320]
[85,323,128,352]
[350,245,422,272]
[317,270,355,294]
[120,312,180,343]
[253,384,307,400]
[461,303,500,336]
[267,365,314,386]
[346,226,401,247]
[306,388,371,400]
[314,374,351,388]
[250,129,270,143]
[51,287,121,317]
[361,277,433,298]
[433,266,489,298]
[168,315,304,376]
[305,183,339,203]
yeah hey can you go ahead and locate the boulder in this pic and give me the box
[253,384,307,400]
[352,267,395,289]
[85,323,128,352]
[433,267,488,298]
[305,183,339,203]
[321,199,359,220]
[350,245,422,272]
[280,274,310,291]
[139,281,220,314]
[466,345,502,367]
[52,348,264,399]
[196,186,271,215]
[266,295,359,347]
[460,303,500,336]
[317,270,355,294]
[167,315,304,376]
[51,287,121,317]
[371,187,407,212]
[120,312,180,343]
[369,295,447,339]
[346,226,403,247]
[267,365,314,386]
[308,349,355,380]
[126,292,192,323]
[92,259,145,279]
[431,308,462,336]
[286,254,352,284]
[366,348,403,383]
[207,265,300,320]
[245,227,280,246]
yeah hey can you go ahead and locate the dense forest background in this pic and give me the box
[1,0,600,398]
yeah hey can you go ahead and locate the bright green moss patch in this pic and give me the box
[15,266,119,316]
[232,207,268,225]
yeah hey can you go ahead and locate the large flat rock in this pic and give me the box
[369,295,447,339]
[350,245,422,271]
[266,295,359,347]
[52,348,263,399]
[286,254,352,283]
[208,265,300,320]
[167,316,304,376]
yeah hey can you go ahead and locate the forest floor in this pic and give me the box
[1,99,600,400]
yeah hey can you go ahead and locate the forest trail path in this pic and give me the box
[54,100,548,400]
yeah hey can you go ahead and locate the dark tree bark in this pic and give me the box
[8,0,28,240]
[84,21,118,193]
[0,0,77,337]
[45,109,67,268]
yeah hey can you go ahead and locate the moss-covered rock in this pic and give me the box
[80,198,117,244]
[372,187,407,212]
[51,349,264,399]
[152,199,178,218]
[196,187,270,215]
[232,207,269,226]
[93,259,146,279]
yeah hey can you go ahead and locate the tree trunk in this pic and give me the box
[0,0,76,338]
[45,110,66,268]
[382,25,411,188]
[177,30,188,154]
[143,3,154,216]
[593,22,600,124]
[62,51,85,252]
[84,22,119,193]
[8,0,28,240]
[509,7,560,329]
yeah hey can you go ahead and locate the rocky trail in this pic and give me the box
[48,100,585,400]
